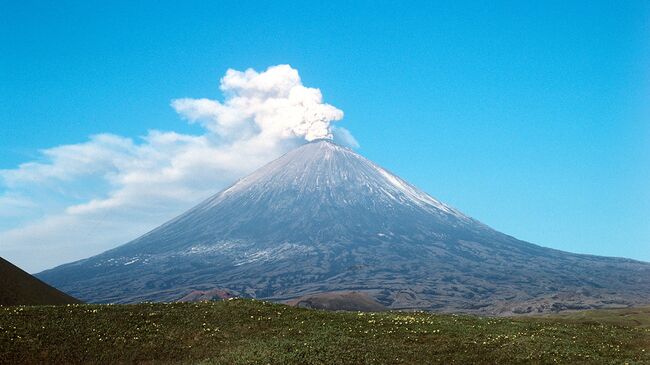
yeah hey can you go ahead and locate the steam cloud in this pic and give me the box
[0,65,357,272]
[172,65,344,142]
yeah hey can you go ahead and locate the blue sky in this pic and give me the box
[1,1,649,272]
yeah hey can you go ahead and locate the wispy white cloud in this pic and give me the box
[332,126,360,149]
[0,64,356,273]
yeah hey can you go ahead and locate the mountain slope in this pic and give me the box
[37,140,650,314]
[0,257,81,306]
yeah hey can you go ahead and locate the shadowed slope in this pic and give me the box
[0,257,81,306]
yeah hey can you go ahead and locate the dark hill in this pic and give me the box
[0,257,81,306]
[288,291,388,311]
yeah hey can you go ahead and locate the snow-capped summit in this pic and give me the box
[37,140,650,314]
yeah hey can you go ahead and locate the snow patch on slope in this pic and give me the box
[233,243,311,266]
[372,164,467,219]
[193,139,474,227]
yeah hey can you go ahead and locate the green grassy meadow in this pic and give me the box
[1,299,648,364]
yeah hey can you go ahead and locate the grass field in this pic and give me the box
[544,306,650,329]
[1,299,648,364]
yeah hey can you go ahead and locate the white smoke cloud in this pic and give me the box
[0,65,356,273]
[171,64,344,142]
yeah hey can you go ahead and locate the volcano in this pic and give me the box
[37,140,650,314]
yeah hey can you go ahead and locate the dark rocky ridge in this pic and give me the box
[37,140,650,314]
